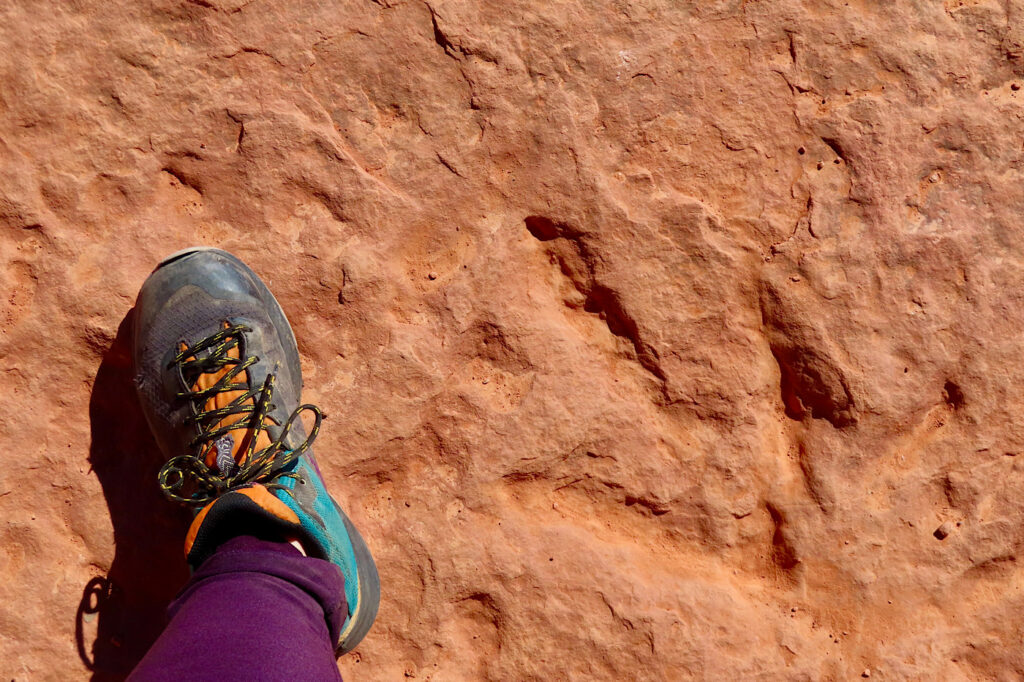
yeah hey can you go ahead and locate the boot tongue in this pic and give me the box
[185,325,272,470]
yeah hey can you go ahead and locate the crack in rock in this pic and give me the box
[524,215,665,383]
[760,279,856,428]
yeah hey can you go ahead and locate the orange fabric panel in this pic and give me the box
[183,484,300,557]
[184,498,215,556]
[182,324,272,468]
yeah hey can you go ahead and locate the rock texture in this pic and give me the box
[3,0,1024,679]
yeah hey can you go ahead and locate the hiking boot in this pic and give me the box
[132,246,380,654]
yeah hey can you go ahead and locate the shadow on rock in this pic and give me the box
[78,309,191,681]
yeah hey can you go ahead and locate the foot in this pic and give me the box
[132,247,380,654]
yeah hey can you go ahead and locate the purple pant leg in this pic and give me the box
[128,536,346,682]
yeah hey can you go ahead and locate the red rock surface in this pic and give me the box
[3,0,1024,679]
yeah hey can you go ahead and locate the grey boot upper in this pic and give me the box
[132,249,307,467]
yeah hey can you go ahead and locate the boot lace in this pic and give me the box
[157,323,322,505]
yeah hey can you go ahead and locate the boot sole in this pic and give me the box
[336,512,382,654]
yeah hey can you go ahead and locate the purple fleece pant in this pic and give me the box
[127,536,346,681]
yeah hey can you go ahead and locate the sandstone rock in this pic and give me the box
[3,0,1024,679]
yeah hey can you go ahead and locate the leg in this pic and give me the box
[129,536,345,682]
